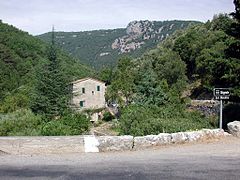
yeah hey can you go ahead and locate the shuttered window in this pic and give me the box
[97,85,100,91]
[80,101,85,107]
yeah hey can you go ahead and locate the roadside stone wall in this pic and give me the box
[97,136,133,152]
[0,129,230,155]
[133,129,227,150]
[0,136,85,155]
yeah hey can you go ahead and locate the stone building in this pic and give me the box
[70,77,106,121]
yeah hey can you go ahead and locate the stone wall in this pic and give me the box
[188,100,219,116]
[0,129,230,155]
[0,136,85,155]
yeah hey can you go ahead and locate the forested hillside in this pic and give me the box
[38,20,199,69]
[0,21,94,112]
[104,13,240,135]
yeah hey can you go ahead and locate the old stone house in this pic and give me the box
[70,77,106,121]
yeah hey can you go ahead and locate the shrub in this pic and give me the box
[0,93,29,113]
[102,111,115,122]
[119,105,213,136]
[41,120,72,136]
[0,109,90,136]
[61,112,91,135]
[0,109,42,136]
[41,112,90,136]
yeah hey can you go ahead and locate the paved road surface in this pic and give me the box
[0,137,240,180]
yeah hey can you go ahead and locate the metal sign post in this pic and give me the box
[213,88,230,129]
[220,100,223,129]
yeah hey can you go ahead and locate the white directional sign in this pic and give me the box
[213,88,230,129]
[214,88,230,100]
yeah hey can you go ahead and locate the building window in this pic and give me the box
[80,100,85,107]
[82,87,85,94]
[97,85,100,91]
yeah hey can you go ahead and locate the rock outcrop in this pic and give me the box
[111,20,183,54]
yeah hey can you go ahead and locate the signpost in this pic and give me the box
[213,88,230,129]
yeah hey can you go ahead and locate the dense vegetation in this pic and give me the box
[0,21,93,113]
[104,8,240,135]
[0,109,90,136]
[0,21,93,135]
[38,20,199,69]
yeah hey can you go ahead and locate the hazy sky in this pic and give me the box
[0,0,235,35]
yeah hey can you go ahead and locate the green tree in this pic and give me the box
[224,0,240,98]
[98,67,113,85]
[105,57,136,106]
[31,29,68,118]
[134,53,169,106]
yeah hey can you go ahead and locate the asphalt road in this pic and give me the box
[0,137,240,180]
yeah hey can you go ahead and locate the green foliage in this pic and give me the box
[41,120,72,136]
[98,67,113,85]
[102,111,115,122]
[41,112,90,136]
[0,109,90,136]
[0,109,42,136]
[0,85,31,113]
[30,32,69,118]
[119,105,213,136]
[106,56,136,106]
[163,14,240,98]
[0,21,94,114]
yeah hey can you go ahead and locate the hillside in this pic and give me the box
[0,20,94,111]
[38,20,200,69]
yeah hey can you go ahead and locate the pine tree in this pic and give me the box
[31,27,68,118]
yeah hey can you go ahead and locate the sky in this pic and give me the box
[0,0,235,35]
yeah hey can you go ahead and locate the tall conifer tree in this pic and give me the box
[31,27,68,118]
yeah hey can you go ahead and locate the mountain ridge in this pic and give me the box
[38,20,201,69]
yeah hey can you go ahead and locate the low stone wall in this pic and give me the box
[133,129,227,150]
[0,129,230,155]
[97,136,133,152]
[0,136,85,155]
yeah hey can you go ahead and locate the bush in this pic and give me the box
[119,105,213,136]
[0,109,42,136]
[0,93,29,113]
[41,112,90,136]
[102,111,115,122]
[41,120,73,136]
[0,109,90,136]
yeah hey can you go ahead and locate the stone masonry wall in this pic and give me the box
[0,129,230,155]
